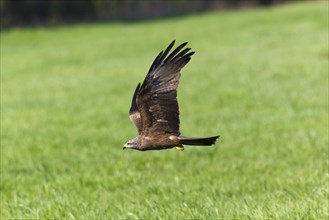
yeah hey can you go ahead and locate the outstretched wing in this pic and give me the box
[129,83,142,134]
[136,40,195,137]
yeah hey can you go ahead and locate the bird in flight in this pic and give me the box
[124,40,219,151]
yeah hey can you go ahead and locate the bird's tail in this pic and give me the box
[178,136,219,146]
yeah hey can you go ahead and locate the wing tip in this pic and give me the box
[170,40,176,47]
[129,83,141,115]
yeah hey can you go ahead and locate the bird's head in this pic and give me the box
[123,137,139,150]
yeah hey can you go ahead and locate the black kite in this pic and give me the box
[124,41,219,151]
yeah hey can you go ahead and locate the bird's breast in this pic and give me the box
[140,134,179,148]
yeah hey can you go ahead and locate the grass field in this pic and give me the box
[1,2,328,219]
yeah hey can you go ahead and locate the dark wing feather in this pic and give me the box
[129,83,142,134]
[137,41,195,137]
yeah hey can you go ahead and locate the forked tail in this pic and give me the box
[178,136,219,146]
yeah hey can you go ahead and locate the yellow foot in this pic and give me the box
[175,146,184,151]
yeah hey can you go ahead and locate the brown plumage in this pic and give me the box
[124,41,219,151]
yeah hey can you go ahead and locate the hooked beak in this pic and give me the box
[123,143,128,150]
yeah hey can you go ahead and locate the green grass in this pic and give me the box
[1,2,328,219]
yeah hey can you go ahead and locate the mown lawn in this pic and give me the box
[1,2,328,219]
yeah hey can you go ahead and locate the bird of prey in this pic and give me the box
[124,40,219,151]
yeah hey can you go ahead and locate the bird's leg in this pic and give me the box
[175,145,184,151]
